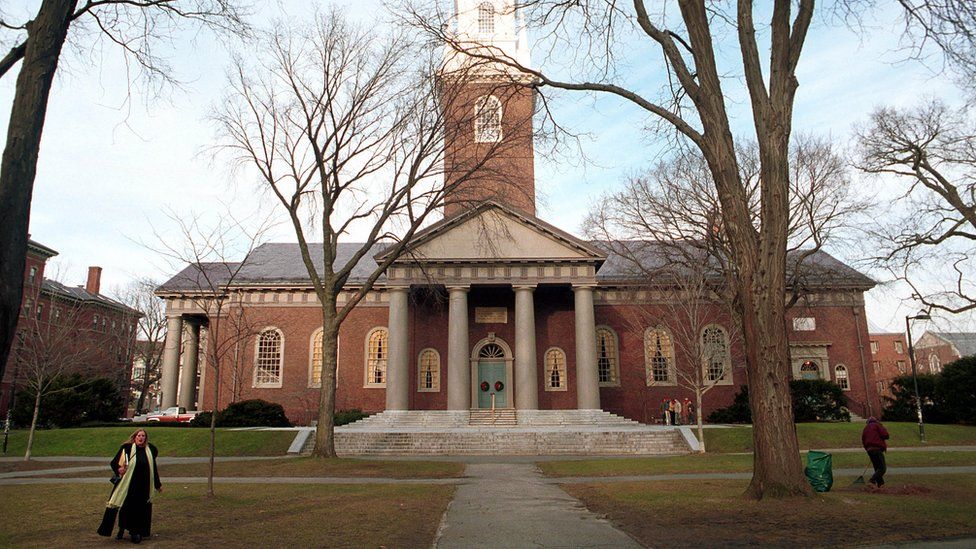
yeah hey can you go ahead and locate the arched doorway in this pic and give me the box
[471,336,514,409]
[799,360,820,381]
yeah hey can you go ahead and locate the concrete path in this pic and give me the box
[433,463,641,549]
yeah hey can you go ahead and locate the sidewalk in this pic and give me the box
[434,463,642,548]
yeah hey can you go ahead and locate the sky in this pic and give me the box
[0,0,971,335]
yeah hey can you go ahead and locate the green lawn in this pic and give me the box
[0,483,454,548]
[564,475,976,547]
[1,427,295,457]
[539,450,976,477]
[702,422,976,453]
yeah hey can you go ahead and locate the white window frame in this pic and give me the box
[834,364,850,391]
[417,348,440,392]
[595,326,620,387]
[701,324,733,385]
[792,317,816,331]
[644,327,676,386]
[870,340,879,354]
[929,353,941,373]
[253,327,284,388]
[308,327,324,388]
[894,340,904,354]
[544,347,568,391]
[477,2,495,34]
[474,95,502,143]
[364,327,388,388]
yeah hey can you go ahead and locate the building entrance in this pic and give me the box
[476,342,509,408]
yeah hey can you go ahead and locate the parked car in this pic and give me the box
[144,406,201,423]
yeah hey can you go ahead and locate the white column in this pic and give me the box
[386,287,410,411]
[514,285,538,410]
[178,319,201,410]
[160,314,184,409]
[574,285,600,410]
[447,286,470,410]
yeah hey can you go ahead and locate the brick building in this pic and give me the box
[914,332,976,374]
[155,1,880,425]
[0,239,141,418]
[868,332,909,399]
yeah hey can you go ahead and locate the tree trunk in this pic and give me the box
[696,390,705,454]
[207,324,219,497]
[313,306,339,458]
[24,390,42,461]
[0,0,77,384]
[740,277,810,498]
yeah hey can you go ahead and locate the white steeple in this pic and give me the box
[443,0,531,77]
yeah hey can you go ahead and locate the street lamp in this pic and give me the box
[905,311,931,443]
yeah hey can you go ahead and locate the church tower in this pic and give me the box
[441,0,537,217]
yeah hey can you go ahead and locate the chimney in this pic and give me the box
[86,266,102,295]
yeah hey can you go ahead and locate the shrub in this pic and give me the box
[939,357,976,424]
[881,374,951,423]
[791,379,850,422]
[334,409,369,426]
[11,375,124,428]
[189,399,291,428]
[708,379,850,423]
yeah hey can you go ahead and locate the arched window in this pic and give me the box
[545,347,567,391]
[800,360,821,381]
[475,95,502,143]
[478,2,495,34]
[418,348,440,392]
[929,353,941,373]
[596,327,619,386]
[701,325,731,383]
[254,328,283,387]
[309,328,323,388]
[365,328,388,387]
[644,328,675,385]
[834,364,850,390]
[479,343,505,359]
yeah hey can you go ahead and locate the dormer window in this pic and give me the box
[475,95,502,142]
[478,2,495,35]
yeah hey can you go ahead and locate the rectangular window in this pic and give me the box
[897,360,906,374]
[894,341,904,354]
[873,361,881,374]
[28,266,37,284]
[35,303,43,321]
[792,317,816,331]
[23,298,32,317]
[93,314,99,328]
[870,341,879,354]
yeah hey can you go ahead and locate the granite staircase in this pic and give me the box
[299,409,691,456]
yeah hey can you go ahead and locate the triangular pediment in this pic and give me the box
[388,202,605,262]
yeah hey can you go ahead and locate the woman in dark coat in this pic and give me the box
[97,428,162,543]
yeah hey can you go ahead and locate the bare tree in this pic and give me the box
[891,0,976,91]
[115,278,167,414]
[12,284,98,460]
[0,0,249,392]
[213,10,532,458]
[152,210,271,497]
[856,99,976,314]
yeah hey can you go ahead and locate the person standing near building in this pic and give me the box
[661,398,671,425]
[683,398,693,424]
[673,398,682,426]
[861,417,890,489]
[97,429,163,542]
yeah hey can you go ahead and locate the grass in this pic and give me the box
[22,457,465,479]
[1,427,295,457]
[539,450,976,477]
[563,475,976,547]
[702,422,976,453]
[0,482,454,548]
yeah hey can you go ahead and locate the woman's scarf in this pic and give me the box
[106,443,156,509]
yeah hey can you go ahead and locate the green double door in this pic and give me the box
[477,362,507,408]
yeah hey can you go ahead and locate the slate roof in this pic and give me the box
[932,332,976,358]
[41,279,139,314]
[157,239,874,293]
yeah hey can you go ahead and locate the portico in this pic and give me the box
[376,201,606,413]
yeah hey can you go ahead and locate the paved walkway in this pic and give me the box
[434,463,641,548]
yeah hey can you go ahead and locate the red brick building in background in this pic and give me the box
[868,332,909,399]
[155,0,881,425]
[0,238,140,419]
[914,332,976,374]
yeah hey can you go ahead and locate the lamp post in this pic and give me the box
[905,311,931,443]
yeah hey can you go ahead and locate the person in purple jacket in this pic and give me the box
[861,417,891,488]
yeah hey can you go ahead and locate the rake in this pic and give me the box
[851,466,869,486]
